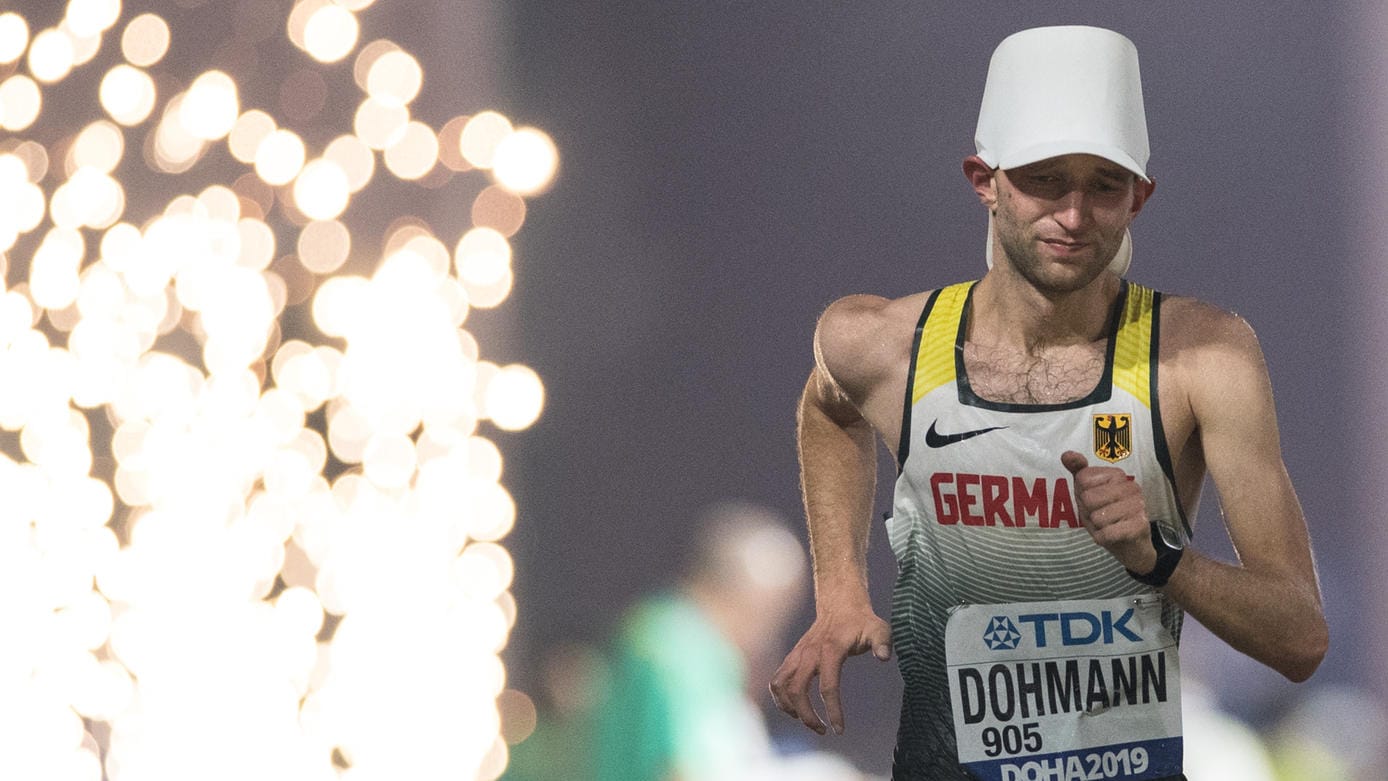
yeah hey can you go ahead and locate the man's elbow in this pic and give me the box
[1277,619,1329,683]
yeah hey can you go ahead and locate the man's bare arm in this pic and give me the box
[769,297,897,736]
[1162,310,1327,680]
[1066,306,1327,681]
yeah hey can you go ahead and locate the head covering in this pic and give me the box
[975,26,1149,275]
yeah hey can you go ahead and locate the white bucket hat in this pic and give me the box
[976,26,1149,275]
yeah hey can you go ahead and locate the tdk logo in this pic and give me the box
[982,616,1022,650]
[1004,609,1142,648]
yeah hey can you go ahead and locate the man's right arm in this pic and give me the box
[769,296,898,737]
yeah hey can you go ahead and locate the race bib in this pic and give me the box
[945,596,1182,781]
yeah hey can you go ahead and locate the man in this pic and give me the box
[768,26,1327,780]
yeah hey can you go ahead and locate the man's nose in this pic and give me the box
[1053,189,1092,232]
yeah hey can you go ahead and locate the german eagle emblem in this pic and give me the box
[1093,413,1132,463]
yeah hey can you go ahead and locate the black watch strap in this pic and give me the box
[1126,521,1184,587]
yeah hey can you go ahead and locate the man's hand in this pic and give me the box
[1061,451,1157,575]
[768,605,891,736]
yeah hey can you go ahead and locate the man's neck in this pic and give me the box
[969,267,1121,354]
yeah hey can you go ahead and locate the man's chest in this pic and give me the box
[962,342,1107,406]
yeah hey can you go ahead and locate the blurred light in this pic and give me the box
[228,109,277,164]
[0,13,29,64]
[437,115,475,172]
[366,49,423,107]
[69,120,125,175]
[484,364,544,431]
[353,97,408,150]
[323,134,374,192]
[455,227,512,288]
[303,4,358,63]
[13,140,49,182]
[383,121,439,180]
[286,0,328,51]
[255,129,306,186]
[51,167,124,230]
[30,228,85,310]
[64,0,122,39]
[493,128,560,196]
[0,75,42,131]
[0,5,556,778]
[236,217,276,271]
[28,28,75,84]
[99,64,156,126]
[471,186,527,237]
[293,158,350,221]
[121,13,170,66]
[496,689,537,746]
[297,220,351,275]
[179,70,239,140]
[352,38,400,92]
[151,95,207,173]
[459,111,514,170]
[62,20,103,69]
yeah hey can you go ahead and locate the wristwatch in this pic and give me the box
[1126,521,1184,587]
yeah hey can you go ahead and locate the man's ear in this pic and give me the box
[962,155,997,208]
[1130,178,1156,218]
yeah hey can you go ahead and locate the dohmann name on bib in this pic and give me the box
[957,652,1170,724]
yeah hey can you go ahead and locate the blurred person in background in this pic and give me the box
[589,500,870,781]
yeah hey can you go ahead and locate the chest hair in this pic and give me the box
[962,341,1107,405]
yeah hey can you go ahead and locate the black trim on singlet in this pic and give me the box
[953,280,1129,413]
[1147,291,1194,539]
[896,288,942,473]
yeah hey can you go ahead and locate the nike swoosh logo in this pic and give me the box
[925,420,1007,448]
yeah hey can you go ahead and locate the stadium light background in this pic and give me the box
[0,1,552,778]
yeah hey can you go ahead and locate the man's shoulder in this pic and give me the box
[1155,293,1267,389]
[819,281,975,334]
[813,287,954,397]
[1157,293,1260,352]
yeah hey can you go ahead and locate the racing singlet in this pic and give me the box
[886,280,1192,781]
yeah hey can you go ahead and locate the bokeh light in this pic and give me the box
[0,12,29,64]
[255,128,307,186]
[353,97,408,150]
[121,13,171,67]
[99,64,157,126]
[0,4,557,779]
[65,0,122,40]
[382,121,439,180]
[303,4,359,64]
[0,74,43,131]
[293,158,350,221]
[366,48,423,107]
[28,27,76,84]
[179,71,240,140]
[459,111,513,169]
[492,127,560,196]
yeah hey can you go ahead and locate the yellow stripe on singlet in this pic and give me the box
[1112,282,1155,408]
[911,282,972,404]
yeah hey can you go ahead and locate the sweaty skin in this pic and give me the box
[768,153,1328,737]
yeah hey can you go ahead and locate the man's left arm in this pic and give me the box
[1067,310,1328,682]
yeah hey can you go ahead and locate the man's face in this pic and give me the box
[990,153,1149,294]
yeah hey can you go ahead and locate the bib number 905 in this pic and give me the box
[982,721,1043,757]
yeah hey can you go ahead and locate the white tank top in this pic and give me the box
[885,279,1191,781]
